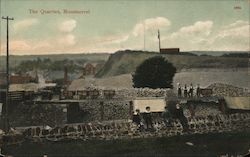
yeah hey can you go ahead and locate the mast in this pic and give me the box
[143,22,145,51]
[158,29,161,52]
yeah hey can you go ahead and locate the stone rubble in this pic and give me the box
[207,83,249,97]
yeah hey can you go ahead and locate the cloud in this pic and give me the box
[100,17,171,51]
[97,34,130,45]
[132,17,171,37]
[223,20,248,29]
[10,40,32,51]
[111,35,129,44]
[57,34,76,46]
[154,20,213,50]
[3,18,248,55]
[216,21,249,38]
[58,19,77,33]
[13,18,39,32]
[207,20,249,51]
[1,35,75,55]
[171,21,213,39]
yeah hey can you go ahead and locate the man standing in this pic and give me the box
[132,109,143,131]
[162,106,173,127]
[174,103,189,132]
[177,83,182,97]
[184,84,188,98]
[196,84,201,97]
[143,106,153,131]
[189,83,194,98]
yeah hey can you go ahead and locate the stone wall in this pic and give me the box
[20,113,250,142]
[67,88,175,123]
[78,100,131,122]
[115,88,176,98]
[72,87,175,99]
[9,103,66,127]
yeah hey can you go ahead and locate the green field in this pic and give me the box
[2,131,250,157]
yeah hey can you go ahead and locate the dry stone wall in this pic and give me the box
[20,113,250,142]
[75,87,175,99]
[78,100,131,122]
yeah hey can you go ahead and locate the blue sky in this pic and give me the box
[0,0,249,55]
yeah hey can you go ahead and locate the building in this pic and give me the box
[158,30,180,54]
[160,48,180,54]
[10,74,35,84]
[83,63,96,76]
[0,72,37,85]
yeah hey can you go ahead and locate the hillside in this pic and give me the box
[96,50,249,78]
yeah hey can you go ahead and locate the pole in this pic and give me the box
[143,22,145,51]
[158,29,161,52]
[2,16,14,133]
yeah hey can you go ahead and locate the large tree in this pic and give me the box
[132,56,176,89]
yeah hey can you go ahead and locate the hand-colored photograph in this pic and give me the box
[0,0,249,156]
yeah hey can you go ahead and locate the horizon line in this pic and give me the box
[0,50,249,56]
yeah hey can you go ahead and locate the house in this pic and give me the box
[0,72,37,86]
[10,73,37,84]
[160,48,180,54]
[83,63,96,76]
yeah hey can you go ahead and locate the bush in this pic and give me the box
[132,56,176,89]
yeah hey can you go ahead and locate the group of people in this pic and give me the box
[132,106,154,131]
[177,83,201,98]
[162,103,189,131]
[132,103,189,132]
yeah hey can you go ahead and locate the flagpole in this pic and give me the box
[158,29,161,52]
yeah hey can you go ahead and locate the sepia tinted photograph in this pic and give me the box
[0,0,249,156]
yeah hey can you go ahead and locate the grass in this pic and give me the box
[2,131,250,157]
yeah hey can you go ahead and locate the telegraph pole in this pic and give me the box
[2,16,14,133]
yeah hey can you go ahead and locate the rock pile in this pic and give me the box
[182,103,221,118]
[207,83,249,97]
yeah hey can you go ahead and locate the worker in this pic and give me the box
[173,103,189,132]
[143,106,153,131]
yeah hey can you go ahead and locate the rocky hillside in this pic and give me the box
[96,50,248,78]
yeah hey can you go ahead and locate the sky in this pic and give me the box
[0,0,249,55]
